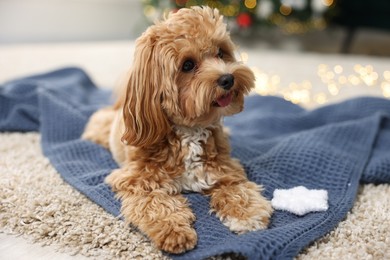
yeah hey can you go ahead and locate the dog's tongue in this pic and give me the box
[216,92,233,107]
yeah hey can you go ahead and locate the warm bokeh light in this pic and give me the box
[244,0,257,9]
[333,65,343,74]
[240,52,249,63]
[382,82,390,98]
[280,5,292,16]
[322,0,334,7]
[252,63,389,107]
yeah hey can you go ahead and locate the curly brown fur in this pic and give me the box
[82,6,273,254]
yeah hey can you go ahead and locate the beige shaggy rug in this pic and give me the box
[1,132,389,259]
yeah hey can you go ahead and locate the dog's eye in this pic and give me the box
[217,48,224,59]
[182,60,195,72]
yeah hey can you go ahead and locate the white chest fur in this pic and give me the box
[175,126,216,192]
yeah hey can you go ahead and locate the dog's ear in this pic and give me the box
[121,35,171,147]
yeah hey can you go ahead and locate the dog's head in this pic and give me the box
[122,6,255,147]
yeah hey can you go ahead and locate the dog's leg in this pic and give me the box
[209,181,273,233]
[82,107,116,149]
[206,163,273,234]
[106,168,197,254]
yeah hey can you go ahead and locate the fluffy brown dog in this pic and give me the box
[82,6,273,254]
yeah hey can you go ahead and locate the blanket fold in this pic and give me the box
[1,68,389,260]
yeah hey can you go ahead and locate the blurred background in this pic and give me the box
[1,0,390,56]
[1,0,390,108]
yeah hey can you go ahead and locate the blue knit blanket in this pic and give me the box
[1,68,389,260]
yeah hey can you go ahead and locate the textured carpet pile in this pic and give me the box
[0,132,165,259]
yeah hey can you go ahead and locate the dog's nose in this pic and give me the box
[217,74,234,90]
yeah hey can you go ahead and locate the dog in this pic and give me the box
[82,6,273,254]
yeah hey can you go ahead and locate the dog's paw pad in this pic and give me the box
[156,226,197,254]
[220,200,273,234]
[222,214,270,234]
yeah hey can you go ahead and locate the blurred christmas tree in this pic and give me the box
[142,0,336,34]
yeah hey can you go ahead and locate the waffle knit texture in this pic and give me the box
[1,68,389,260]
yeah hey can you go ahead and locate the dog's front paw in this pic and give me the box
[211,181,273,234]
[153,224,198,254]
[221,198,273,234]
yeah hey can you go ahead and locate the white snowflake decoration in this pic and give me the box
[271,186,329,216]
